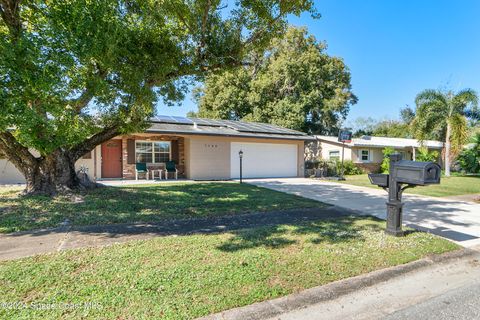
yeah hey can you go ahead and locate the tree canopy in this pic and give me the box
[350,107,415,138]
[0,0,316,194]
[193,27,357,134]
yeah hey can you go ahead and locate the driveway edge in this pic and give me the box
[198,248,478,320]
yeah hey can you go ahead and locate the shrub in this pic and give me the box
[457,133,480,173]
[381,147,395,173]
[416,146,439,162]
[305,160,319,170]
[315,159,363,176]
[340,160,363,175]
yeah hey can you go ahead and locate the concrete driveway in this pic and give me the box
[248,178,480,247]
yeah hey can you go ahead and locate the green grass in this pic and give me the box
[338,174,480,197]
[0,216,458,319]
[0,182,326,233]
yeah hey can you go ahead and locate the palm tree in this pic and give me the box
[412,89,479,176]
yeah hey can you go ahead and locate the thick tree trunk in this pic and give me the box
[445,121,451,177]
[21,150,85,195]
[1,126,120,196]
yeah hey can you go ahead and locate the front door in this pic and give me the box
[101,139,122,178]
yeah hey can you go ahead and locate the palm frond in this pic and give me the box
[449,114,468,154]
[452,88,479,116]
[415,89,448,108]
[411,101,446,141]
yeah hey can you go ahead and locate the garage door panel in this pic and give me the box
[230,142,297,179]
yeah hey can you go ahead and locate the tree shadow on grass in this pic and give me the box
[216,216,385,252]
[0,182,323,233]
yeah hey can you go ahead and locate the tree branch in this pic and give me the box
[0,0,22,38]
[242,13,284,47]
[198,0,211,60]
[71,91,94,113]
[0,131,38,171]
[68,125,121,161]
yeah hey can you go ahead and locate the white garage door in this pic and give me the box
[230,142,298,179]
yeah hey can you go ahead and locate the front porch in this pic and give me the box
[99,134,187,180]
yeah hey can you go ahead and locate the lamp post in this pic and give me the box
[239,150,243,183]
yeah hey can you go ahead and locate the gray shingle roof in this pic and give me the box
[147,116,313,141]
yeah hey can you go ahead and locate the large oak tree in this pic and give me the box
[193,27,357,134]
[0,0,315,195]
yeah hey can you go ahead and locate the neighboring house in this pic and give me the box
[316,135,444,173]
[0,116,313,184]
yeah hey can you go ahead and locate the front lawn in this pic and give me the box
[338,174,480,197]
[0,216,458,319]
[0,182,325,233]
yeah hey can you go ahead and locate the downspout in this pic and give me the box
[93,146,97,181]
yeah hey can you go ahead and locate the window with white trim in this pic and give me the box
[329,150,340,160]
[360,149,370,162]
[135,141,170,163]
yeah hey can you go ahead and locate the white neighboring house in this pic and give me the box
[316,135,444,172]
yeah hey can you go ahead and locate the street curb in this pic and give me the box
[198,248,478,320]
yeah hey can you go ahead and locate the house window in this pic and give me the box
[360,149,370,162]
[135,141,170,163]
[329,150,340,160]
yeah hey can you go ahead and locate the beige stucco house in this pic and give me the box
[316,135,444,172]
[0,116,313,184]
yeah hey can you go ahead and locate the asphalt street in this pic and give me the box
[259,250,480,320]
[384,281,480,320]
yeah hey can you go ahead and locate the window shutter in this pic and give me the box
[127,139,135,164]
[171,140,179,163]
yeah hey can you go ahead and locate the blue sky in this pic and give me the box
[157,0,480,125]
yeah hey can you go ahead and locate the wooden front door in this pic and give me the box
[101,139,123,178]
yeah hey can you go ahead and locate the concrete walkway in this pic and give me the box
[248,178,480,247]
[0,206,349,261]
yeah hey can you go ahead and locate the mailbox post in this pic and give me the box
[368,152,441,236]
[386,153,404,236]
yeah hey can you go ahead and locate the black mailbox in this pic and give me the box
[393,160,441,186]
[367,153,442,237]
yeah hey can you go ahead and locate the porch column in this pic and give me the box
[412,146,416,161]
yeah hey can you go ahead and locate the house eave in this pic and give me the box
[145,129,315,141]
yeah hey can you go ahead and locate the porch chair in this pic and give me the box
[135,163,150,180]
[165,161,178,180]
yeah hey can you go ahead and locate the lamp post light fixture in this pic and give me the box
[239,150,243,184]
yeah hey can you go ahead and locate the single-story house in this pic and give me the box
[316,135,444,172]
[0,116,313,184]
